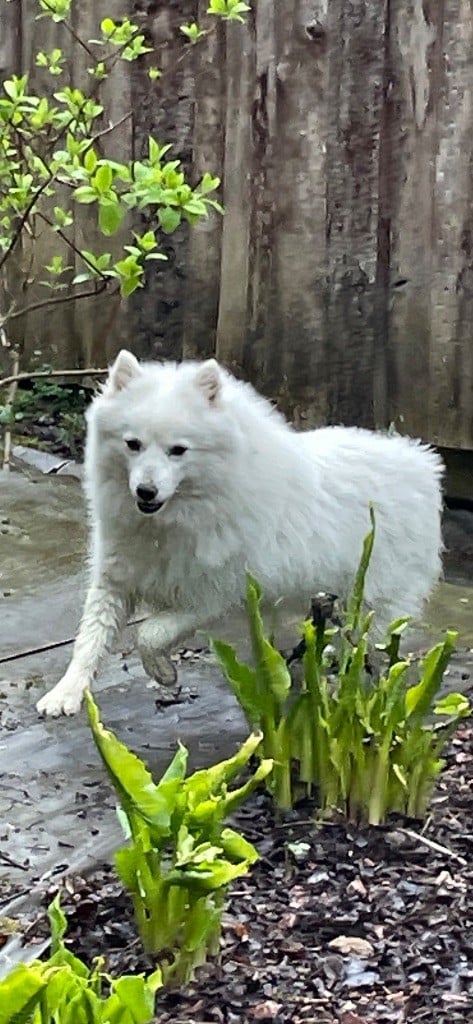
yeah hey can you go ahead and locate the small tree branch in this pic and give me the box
[40,0,97,60]
[0,367,108,390]
[0,282,116,328]
[36,211,110,281]
[0,175,55,273]
[1,336,20,471]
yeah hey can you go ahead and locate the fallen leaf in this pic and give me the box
[347,876,368,897]
[252,1000,283,1019]
[279,911,297,929]
[328,935,374,957]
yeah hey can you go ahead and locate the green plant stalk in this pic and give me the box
[367,662,410,824]
[302,621,333,791]
[343,506,375,638]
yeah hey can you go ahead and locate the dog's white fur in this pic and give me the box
[37,350,444,716]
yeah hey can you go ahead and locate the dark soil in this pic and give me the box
[14,725,473,1024]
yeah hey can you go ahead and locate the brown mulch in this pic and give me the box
[17,725,473,1023]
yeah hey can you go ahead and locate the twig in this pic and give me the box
[400,827,468,867]
[89,109,132,144]
[0,175,55,272]
[0,851,29,872]
[1,282,112,328]
[0,367,107,389]
[0,617,146,665]
[1,339,20,471]
[36,212,111,282]
[40,0,97,59]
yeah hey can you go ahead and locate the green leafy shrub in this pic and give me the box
[212,513,470,822]
[0,894,161,1024]
[0,0,250,320]
[86,693,272,985]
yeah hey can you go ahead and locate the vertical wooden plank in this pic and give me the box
[426,0,473,447]
[0,0,22,361]
[266,0,329,412]
[388,0,473,448]
[15,0,77,367]
[244,0,277,382]
[324,0,387,429]
[388,0,441,439]
[0,0,21,78]
[182,4,225,360]
[130,0,197,361]
[215,16,254,371]
[70,0,132,368]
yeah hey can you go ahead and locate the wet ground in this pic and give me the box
[1,451,473,990]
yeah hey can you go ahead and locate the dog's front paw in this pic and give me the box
[36,677,86,717]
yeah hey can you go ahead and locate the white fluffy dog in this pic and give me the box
[37,350,443,716]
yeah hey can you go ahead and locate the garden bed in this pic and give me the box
[18,724,473,1024]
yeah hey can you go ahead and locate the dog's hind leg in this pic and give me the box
[36,584,129,717]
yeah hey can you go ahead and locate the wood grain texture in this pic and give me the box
[4,1,473,448]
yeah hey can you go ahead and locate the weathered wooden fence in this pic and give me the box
[1,0,472,448]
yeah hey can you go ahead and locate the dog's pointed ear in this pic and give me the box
[195,359,221,403]
[106,350,142,394]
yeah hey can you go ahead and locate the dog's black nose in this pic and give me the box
[136,484,158,503]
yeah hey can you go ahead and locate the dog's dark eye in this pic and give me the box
[126,438,142,452]
[168,445,188,457]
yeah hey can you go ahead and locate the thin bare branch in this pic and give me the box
[0,367,108,389]
[1,340,20,471]
[0,282,114,328]
[0,616,146,664]
[89,109,132,144]
[36,211,111,281]
[400,828,468,867]
[40,0,96,60]
[0,175,55,273]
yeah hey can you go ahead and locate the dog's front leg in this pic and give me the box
[137,611,205,682]
[36,584,128,717]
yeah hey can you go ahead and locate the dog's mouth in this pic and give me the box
[136,499,165,515]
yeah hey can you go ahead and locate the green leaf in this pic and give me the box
[211,638,260,727]
[167,857,249,892]
[158,741,188,785]
[135,230,157,252]
[120,275,143,297]
[83,147,97,174]
[93,163,113,193]
[434,692,470,717]
[107,973,161,1022]
[0,964,46,1024]
[73,185,97,204]
[158,206,181,233]
[86,691,178,836]
[101,17,116,36]
[180,23,207,43]
[98,197,123,236]
[405,631,458,721]
[199,171,220,194]
[184,731,264,800]
[246,574,291,706]
[48,892,67,953]
[220,827,259,865]
[345,506,375,633]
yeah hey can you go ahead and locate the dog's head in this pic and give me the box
[90,350,236,516]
